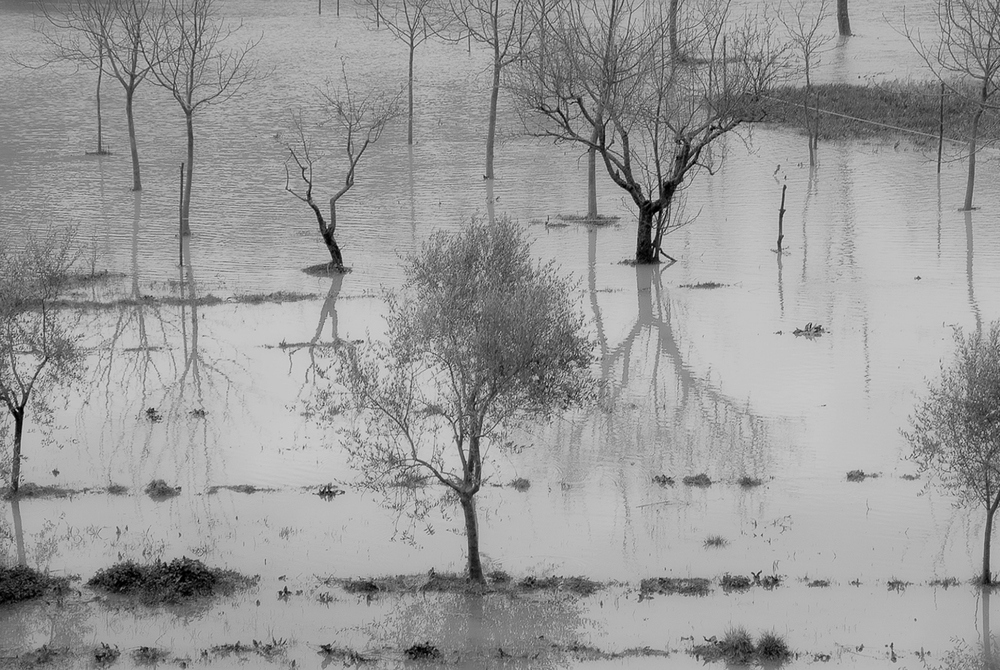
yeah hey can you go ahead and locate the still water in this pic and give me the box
[1,0,999,666]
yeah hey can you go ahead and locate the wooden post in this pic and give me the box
[318,0,321,15]
[937,81,945,174]
[777,184,787,252]
[179,162,185,266]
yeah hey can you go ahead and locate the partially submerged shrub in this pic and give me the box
[683,473,712,487]
[87,557,254,604]
[144,479,180,499]
[0,566,70,605]
[639,577,712,598]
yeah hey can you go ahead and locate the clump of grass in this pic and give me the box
[887,578,911,592]
[704,535,728,548]
[901,473,921,481]
[510,477,531,492]
[405,642,441,660]
[87,557,255,604]
[737,475,763,488]
[807,579,831,588]
[106,483,128,495]
[487,569,511,584]
[720,573,753,591]
[144,479,180,499]
[144,407,163,423]
[846,469,878,482]
[756,631,792,662]
[930,577,961,589]
[0,566,70,605]
[679,281,726,289]
[760,574,783,589]
[518,575,602,596]
[4,482,77,500]
[652,474,674,487]
[639,577,712,598]
[133,646,169,665]
[318,644,371,664]
[683,473,712,487]
[94,642,120,666]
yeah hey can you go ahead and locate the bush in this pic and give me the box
[88,557,253,604]
[757,631,792,662]
[0,565,69,605]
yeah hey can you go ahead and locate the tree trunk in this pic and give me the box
[836,0,851,36]
[964,96,985,212]
[182,110,194,235]
[325,198,344,268]
[668,0,680,58]
[407,41,415,146]
[460,493,485,583]
[126,86,142,191]
[96,47,105,154]
[636,203,656,263]
[485,49,501,180]
[984,503,996,585]
[587,146,598,219]
[10,408,24,494]
[11,500,26,566]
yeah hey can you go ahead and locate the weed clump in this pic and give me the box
[106,483,128,495]
[652,474,674,487]
[133,646,168,665]
[94,643,120,666]
[930,577,961,589]
[808,579,831,588]
[756,631,792,662]
[704,535,728,548]
[405,642,441,660]
[0,566,70,605]
[680,282,726,289]
[691,628,792,665]
[639,577,712,598]
[518,575,601,596]
[87,557,254,604]
[683,473,712,487]
[846,469,878,482]
[737,475,763,488]
[720,573,753,591]
[510,477,531,492]
[887,578,911,592]
[144,479,180,499]
[318,644,370,664]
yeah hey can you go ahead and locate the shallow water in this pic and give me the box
[2,0,1000,666]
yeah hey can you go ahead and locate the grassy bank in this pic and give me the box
[758,80,1000,144]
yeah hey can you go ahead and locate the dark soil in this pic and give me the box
[0,565,71,605]
[639,577,712,598]
[87,557,256,604]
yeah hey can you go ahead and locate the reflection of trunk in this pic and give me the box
[96,46,106,154]
[460,493,484,582]
[11,500,26,566]
[985,587,994,667]
[181,111,195,236]
[967,211,982,332]
[10,409,24,494]
[407,41,415,145]
[312,274,345,344]
[984,499,998,585]
[836,0,851,36]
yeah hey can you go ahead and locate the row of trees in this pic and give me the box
[40,0,261,233]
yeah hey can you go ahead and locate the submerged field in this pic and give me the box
[3,0,1000,667]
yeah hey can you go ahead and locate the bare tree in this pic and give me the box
[360,0,444,145]
[145,0,261,235]
[0,232,84,496]
[907,0,1000,211]
[333,217,592,582]
[283,77,401,271]
[904,323,1000,585]
[448,0,534,180]
[515,0,787,263]
[780,0,833,165]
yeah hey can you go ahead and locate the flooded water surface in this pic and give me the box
[2,0,1000,667]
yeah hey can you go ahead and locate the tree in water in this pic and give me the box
[906,0,1000,211]
[0,232,84,496]
[283,74,401,271]
[333,216,592,582]
[515,0,787,263]
[145,0,262,234]
[904,323,1000,585]
[837,0,851,36]
[780,0,834,166]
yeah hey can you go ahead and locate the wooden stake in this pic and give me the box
[777,183,787,252]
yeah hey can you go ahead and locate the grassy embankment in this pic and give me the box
[758,80,1000,145]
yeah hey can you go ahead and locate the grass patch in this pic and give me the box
[338,572,601,596]
[555,213,621,226]
[3,482,81,500]
[133,646,169,665]
[720,573,753,591]
[17,646,64,665]
[887,578,912,592]
[206,484,270,495]
[87,557,256,604]
[652,474,675,487]
[901,473,921,481]
[682,473,712,487]
[144,479,180,499]
[807,579,831,588]
[639,577,712,598]
[510,477,531,492]
[679,281,726,289]
[518,575,602,596]
[106,483,128,495]
[930,577,961,589]
[757,631,793,662]
[0,566,71,605]
[404,642,441,661]
[704,535,728,548]
[691,627,792,665]
[846,469,878,482]
[758,79,1000,143]
[737,475,763,488]
[319,644,371,664]
[94,642,120,666]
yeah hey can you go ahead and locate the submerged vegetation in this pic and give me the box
[690,627,792,664]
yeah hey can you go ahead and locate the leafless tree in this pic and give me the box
[907,0,1000,211]
[360,0,445,145]
[145,0,262,234]
[283,77,401,271]
[0,232,84,496]
[780,0,833,165]
[447,0,534,180]
[333,217,592,582]
[514,0,787,263]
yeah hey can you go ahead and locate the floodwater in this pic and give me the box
[2,0,1000,667]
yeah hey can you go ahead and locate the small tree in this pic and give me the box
[780,0,833,165]
[906,0,1000,211]
[335,216,592,582]
[146,0,261,235]
[904,323,1000,585]
[0,233,84,495]
[283,76,401,271]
